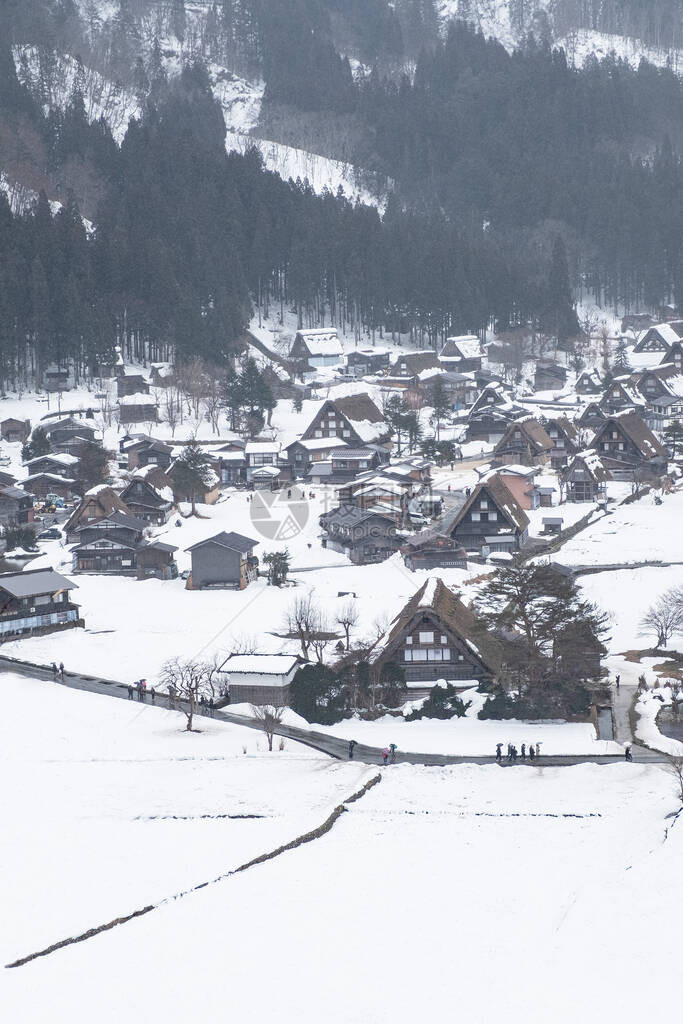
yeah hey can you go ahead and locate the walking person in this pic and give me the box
[521,743,526,760]
[528,744,535,762]
[150,687,156,704]
[625,745,633,762]
[209,697,215,717]
[381,748,389,766]
[535,742,541,758]
[495,743,503,763]
[348,739,357,760]
[127,684,134,700]
[507,744,514,764]
[136,679,143,702]
[59,662,64,679]
[51,661,58,678]
[615,674,621,692]
[389,743,397,763]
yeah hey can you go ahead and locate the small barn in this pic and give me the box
[218,653,301,706]
[1,418,30,443]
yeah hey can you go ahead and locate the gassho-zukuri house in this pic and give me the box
[369,577,501,691]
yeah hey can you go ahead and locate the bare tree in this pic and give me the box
[336,597,359,651]
[284,593,317,660]
[162,388,179,436]
[203,372,224,435]
[664,754,683,804]
[160,657,214,731]
[639,591,683,649]
[310,612,333,663]
[251,703,286,751]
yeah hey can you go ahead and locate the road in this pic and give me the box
[0,654,668,766]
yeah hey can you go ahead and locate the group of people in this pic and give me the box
[347,741,398,764]
[496,742,540,763]
[127,679,154,703]
[199,694,216,715]
[51,661,64,679]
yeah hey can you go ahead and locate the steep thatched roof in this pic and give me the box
[370,577,502,674]
[64,486,129,534]
[547,415,579,443]
[449,476,530,534]
[334,393,385,425]
[595,411,667,458]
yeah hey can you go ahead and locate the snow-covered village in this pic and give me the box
[2,2,683,1023]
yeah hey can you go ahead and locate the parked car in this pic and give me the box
[38,527,62,540]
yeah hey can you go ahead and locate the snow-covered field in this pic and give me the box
[3,714,679,1023]
[553,488,683,566]
[0,673,371,974]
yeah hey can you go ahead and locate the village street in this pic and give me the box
[0,654,666,766]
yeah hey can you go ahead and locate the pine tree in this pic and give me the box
[172,440,214,515]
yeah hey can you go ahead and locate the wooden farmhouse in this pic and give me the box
[1,418,30,443]
[634,322,683,353]
[64,485,130,542]
[186,531,259,590]
[320,503,400,564]
[561,451,611,503]
[369,577,502,689]
[0,567,81,640]
[591,411,668,480]
[290,328,344,371]
[218,653,301,706]
[575,369,603,394]
[493,417,554,467]
[545,416,580,469]
[447,476,529,556]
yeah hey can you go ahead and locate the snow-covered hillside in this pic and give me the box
[13,45,142,144]
[438,0,683,72]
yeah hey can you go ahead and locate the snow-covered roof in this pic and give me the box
[220,654,299,676]
[24,452,80,468]
[296,328,343,356]
[245,441,281,455]
[118,393,157,407]
[444,335,482,359]
[252,465,281,477]
[298,437,349,452]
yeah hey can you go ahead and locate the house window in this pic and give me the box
[315,430,322,438]
[406,636,413,645]
[419,631,434,644]
[412,649,427,661]
[489,511,498,521]
[404,650,412,662]
[343,430,350,438]
[480,499,488,509]
[457,654,464,662]
[471,512,481,521]
[440,635,447,644]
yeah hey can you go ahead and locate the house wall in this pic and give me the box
[229,682,292,706]
[191,543,242,589]
[382,611,492,685]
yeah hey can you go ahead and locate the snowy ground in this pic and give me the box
[553,487,683,566]
[291,699,620,756]
[0,673,372,973]
[580,566,683,654]
[3,739,680,1023]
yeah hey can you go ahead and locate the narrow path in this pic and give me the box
[0,654,667,766]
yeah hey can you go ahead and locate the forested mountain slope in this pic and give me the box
[0,1,681,390]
